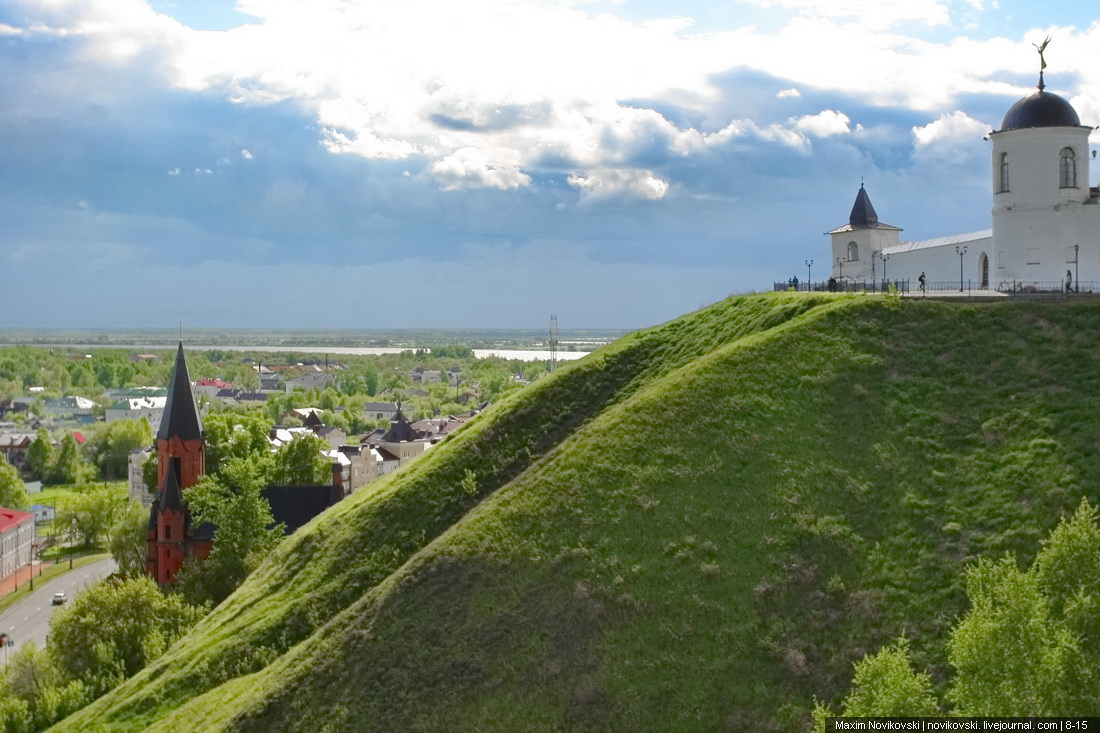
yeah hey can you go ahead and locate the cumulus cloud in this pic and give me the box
[793,110,851,137]
[911,111,991,166]
[913,110,989,147]
[8,0,1100,202]
[568,169,669,201]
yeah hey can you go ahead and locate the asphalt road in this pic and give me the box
[0,557,117,666]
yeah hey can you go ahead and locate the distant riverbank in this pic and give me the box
[10,343,593,362]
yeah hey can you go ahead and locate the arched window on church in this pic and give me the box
[847,241,858,261]
[1060,147,1077,188]
[998,153,1010,193]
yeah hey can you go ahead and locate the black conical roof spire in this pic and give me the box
[157,458,186,512]
[157,341,203,442]
[849,184,879,228]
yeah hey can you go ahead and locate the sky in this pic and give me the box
[2,0,1100,330]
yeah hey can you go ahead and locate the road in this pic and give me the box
[0,557,117,666]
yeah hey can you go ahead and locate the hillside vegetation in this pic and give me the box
[56,293,1100,732]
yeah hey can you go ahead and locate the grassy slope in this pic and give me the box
[56,294,1100,732]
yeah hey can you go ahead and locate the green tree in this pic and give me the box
[0,643,88,731]
[57,484,127,548]
[89,419,152,481]
[109,502,151,578]
[202,412,273,477]
[824,500,1100,720]
[269,432,330,486]
[50,433,88,485]
[0,454,30,510]
[26,428,56,482]
[178,455,284,604]
[813,639,939,727]
[47,576,207,697]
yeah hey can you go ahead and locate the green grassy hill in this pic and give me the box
[56,294,1100,732]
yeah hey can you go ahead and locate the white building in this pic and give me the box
[0,507,35,583]
[106,396,166,432]
[829,63,1098,292]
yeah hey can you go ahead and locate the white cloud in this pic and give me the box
[10,0,1100,197]
[911,111,991,166]
[913,110,989,147]
[241,149,253,160]
[568,169,669,201]
[431,148,531,191]
[167,167,180,175]
[734,0,951,26]
[793,110,851,137]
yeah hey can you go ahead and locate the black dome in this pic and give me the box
[1000,90,1081,131]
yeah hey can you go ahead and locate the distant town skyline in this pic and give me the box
[2,1,1099,329]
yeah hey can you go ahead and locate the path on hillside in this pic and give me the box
[0,557,116,666]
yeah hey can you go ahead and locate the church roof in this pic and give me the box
[157,342,203,442]
[1000,90,1082,131]
[380,407,428,443]
[261,485,343,535]
[881,229,992,256]
[827,185,902,234]
[157,459,187,513]
[849,185,878,227]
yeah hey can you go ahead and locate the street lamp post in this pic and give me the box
[836,257,844,281]
[69,516,75,569]
[881,253,891,289]
[805,259,813,290]
[1074,244,1080,293]
[956,245,968,292]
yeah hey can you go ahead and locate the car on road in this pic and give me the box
[51,592,67,606]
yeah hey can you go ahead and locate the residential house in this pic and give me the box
[0,399,31,419]
[0,433,34,473]
[42,396,97,418]
[284,372,335,393]
[128,446,154,505]
[363,402,400,422]
[193,379,233,399]
[107,396,166,433]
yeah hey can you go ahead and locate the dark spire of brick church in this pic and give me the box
[157,459,186,513]
[158,341,203,442]
[848,184,879,228]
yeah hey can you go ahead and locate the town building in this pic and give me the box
[107,396,166,433]
[146,342,211,585]
[0,507,35,585]
[0,434,34,473]
[146,343,347,585]
[827,59,1099,292]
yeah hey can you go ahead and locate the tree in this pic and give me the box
[269,432,330,486]
[0,643,88,731]
[202,412,273,477]
[47,576,207,697]
[822,500,1100,721]
[51,432,88,485]
[109,502,151,578]
[178,455,284,604]
[26,428,56,481]
[89,419,152,481]
[0,454,30,510]
[813,639,939,726]
[57,484,127,548]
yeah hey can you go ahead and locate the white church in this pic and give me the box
[827,56,1098,293]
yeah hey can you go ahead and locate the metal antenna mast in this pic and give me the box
[548,314,559,372]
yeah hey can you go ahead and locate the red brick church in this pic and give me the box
[146,342,213,584]
[146,342,345,585]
